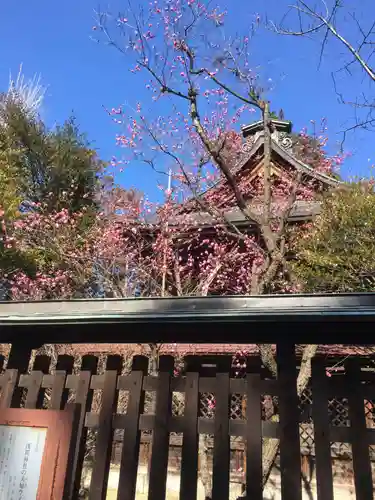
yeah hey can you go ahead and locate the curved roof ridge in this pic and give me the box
[174,134,341,214]
[271,140,341,187]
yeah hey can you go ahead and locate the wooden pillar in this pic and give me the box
[277,343,302,500]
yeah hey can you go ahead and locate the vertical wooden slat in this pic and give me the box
[90,355,122,500]
[25,354,51,409]
[49,371,67,410]
[148,355,174,500]
[62,403,83,499]
[72,355,98,499]
[7,342,33,372]
[7,342,33,407]
[311,358,334,500]
[346,358,373,500]
[277,343,302,500]
[51,354,75,409]
[242,354,261,488]
[245,374,262,500]
[180,371,200,500]
[0,369,18,408]
[117,355,148,500]
[24,371,44,409]
[212,371,230,500]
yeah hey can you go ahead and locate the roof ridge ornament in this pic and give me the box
[274,130,293,151]
[241,119,293,152]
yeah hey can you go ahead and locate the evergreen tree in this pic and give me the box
[0,95,105,214]
[292,182,375,292]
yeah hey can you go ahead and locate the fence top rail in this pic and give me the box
[1,295,375,345]
[1,293,375,324]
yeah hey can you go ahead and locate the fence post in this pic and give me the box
[50,354,75,410]
[180,360,200,500]
[277,343,302,500]
[0,369,19,408]
[7,341,34,372]
[345,358,373,500]
[7,341,34,407]
[212,357,231,500]
[90,355,123,500]
[117,355,148,500]
[245,372,262,500]
[24,354,51,409]
[148,354,174,500]
[72,355,99,498]
[311,357,334,500]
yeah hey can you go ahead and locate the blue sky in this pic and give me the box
[1,0,373,200]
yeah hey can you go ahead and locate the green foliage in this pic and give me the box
[45,118,105,212]
[0,147,22,219]
[0,93,107,296]
[0,95,105,213]
[292,183,375,292]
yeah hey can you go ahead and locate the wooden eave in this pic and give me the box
[122,200,321,237]
[1,294,375,344]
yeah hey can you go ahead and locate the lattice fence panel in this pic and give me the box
[230,394,244,420]
[299,388,314,454]
[200,392,216,419]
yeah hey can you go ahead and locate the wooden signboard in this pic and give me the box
[0,404,79,499]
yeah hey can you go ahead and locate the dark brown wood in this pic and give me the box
[311,358,334,500]
[86,409,279,441]
[0,405,78,499]
[0,369,18,408]
[5,347,375,500]
[72,355,98,499]
[117,355,148,500]
[7,342,33,372]
[90,356,122,500]
[25,355,51,409]
[54,355,75,409]
[245,374,262,500]
[148,355,174,500]
[23,371,44,409]
[345,359,373,500]
[120,374,277,396]
[32,354,50,371]
[212,371,230,500]
[7,342,33,407]
[180,371,200,500]
[277,343,302,500]
[48,371,67,410]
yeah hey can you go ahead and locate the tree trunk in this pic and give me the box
[263,101,272,224]
[260,344,318,487]
[198,434,212,497]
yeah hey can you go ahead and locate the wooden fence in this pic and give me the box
[0,344,374,500]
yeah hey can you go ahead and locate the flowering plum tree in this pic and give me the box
[90,0,344,490]
[94,0,343,295]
